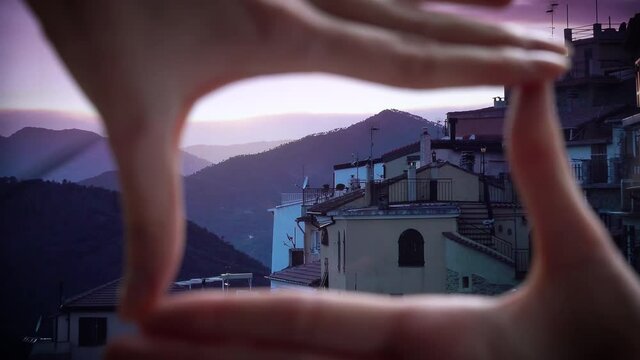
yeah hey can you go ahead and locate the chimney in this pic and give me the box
[289,248,304,267]
[419,128,432,166]
[493,97,506,108]
[407,165,417,202]
[448,117,458,144]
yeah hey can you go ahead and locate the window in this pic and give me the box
[78,317,107,347]
[311,231,320,254]
[462,276,470,289]
[321,228,329,246]
[398,229,425,267]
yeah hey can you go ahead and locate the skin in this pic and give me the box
[25,0,640,358]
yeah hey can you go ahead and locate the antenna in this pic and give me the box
[595,0,599,24]
[566,4,569,29]
[302,176,309,189]
[546,2,559,39]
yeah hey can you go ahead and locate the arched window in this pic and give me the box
[398,229,425,267]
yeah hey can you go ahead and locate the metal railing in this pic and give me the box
[479,180,518,204]
[373,179,453,204]
[571,158,621,185]
[281,188,335,206]
[457,219,513,260]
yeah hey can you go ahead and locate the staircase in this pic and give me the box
[457,203,493,246]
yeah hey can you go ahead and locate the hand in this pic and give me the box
[106,83,640,359]
[26,0,569,320]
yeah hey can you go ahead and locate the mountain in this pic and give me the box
[0,178,269,348]
[0,109,103,136]
[0,127,211,181]
[0,108,450,146]
[184,140,291,164]
[79,110,440,265]
[184,110,440,265]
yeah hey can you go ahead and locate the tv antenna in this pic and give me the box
[546,2,559,39]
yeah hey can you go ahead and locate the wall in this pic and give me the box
[270,201,304,272]
[324,216,458,295]
[566,145,591,160]
[444,239,515,294]
[55,311,136,360]
[384,152,420,179]
[434,150,507,177]
[419,164,480,202]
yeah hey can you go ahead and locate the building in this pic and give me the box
[305,159,528,296]
[29,275,254,360]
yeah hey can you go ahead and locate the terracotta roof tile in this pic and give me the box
[61,278,187,311]
[266,261,321,287]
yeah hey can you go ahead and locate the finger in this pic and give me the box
[106,336,352,360]
[106,117,186,321]
[140,291,501,359]
[504,83,620,277]
[306,21,569,89]
[403,0,511,6]
[311,0,565,54]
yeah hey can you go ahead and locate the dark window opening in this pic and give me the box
[398,229,425,267]
[78,317,107,347]
[321,228,328,246]
[462,276,470,289]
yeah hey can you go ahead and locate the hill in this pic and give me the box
[0,178,269,347]
[184,140,291,164]
[184,110,440,264]
[81,110,440,265]
[0,127,210,181]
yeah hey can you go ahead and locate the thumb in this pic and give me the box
[505,82,618,278]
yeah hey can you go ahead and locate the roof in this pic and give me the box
[61,278,187,312]
[431,139,503,152]
[381,142,420,163]
[447,106,507,119]
[442,232,514,266]
[334,158,383,170]
[306,189,365,215]
[266,261,321,287]
[558,104,629,129]
[565,138,610,147]
[332,203,460,218]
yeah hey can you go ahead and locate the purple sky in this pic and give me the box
[0,0,638,129]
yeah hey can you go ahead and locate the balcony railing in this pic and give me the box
[281,188,335,206]
[372,179,453,204]
[571,158,621,185]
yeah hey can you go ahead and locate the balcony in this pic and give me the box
[571,158,621,186]
[280,187,334,206]
[372,179,453,205]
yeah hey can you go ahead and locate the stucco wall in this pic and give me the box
[271,202,304,272]
[56,311,136,360]
[324,216,458,295]
[444,239,515,288]
[419,164,480,202]
[385,152,420,179]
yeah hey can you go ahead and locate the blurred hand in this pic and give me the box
[27,0,569,320]
[106,83,640,360]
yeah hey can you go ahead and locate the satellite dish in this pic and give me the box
[302,176,309,189]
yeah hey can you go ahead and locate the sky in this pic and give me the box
[0,0,638,124]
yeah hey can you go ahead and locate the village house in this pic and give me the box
[28,275,254,360]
